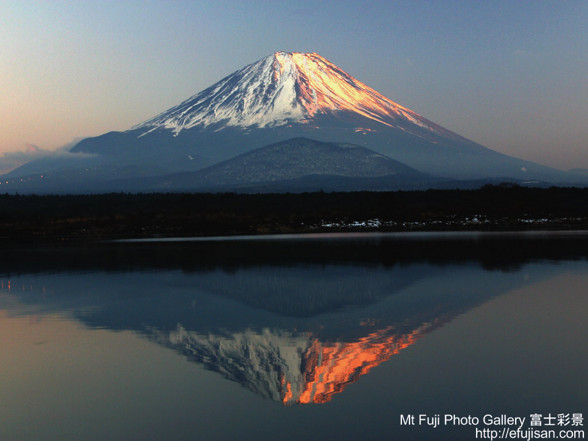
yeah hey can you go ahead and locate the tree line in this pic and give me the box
[1,185,587,243]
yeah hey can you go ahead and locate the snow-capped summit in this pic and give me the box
[64,50,569,184]
[133,52,450,139]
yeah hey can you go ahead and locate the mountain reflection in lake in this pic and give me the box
[1,232,587,441]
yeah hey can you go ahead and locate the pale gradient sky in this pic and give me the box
[1,0,587,170]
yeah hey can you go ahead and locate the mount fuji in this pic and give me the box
[4,52,578,193]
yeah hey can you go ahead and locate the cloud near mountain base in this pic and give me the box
[0,141,94,175]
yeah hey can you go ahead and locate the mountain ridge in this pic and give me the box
[4,51,585,193]
[150,137,437,192]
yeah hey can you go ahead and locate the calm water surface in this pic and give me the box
[1,232,587,441]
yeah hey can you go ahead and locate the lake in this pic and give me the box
[1,231,586,441]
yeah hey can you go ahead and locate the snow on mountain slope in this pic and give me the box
[133,52,454,140]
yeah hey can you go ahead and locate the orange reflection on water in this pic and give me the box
[282,323,434,405]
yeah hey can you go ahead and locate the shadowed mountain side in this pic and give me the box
[150,137,440,192]
[2,259,516,333]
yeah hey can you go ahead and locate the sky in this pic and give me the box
[1,0,587,172]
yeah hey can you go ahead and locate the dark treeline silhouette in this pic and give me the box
[1,185,588,243]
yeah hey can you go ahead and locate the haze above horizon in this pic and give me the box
[1,0,587,171]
